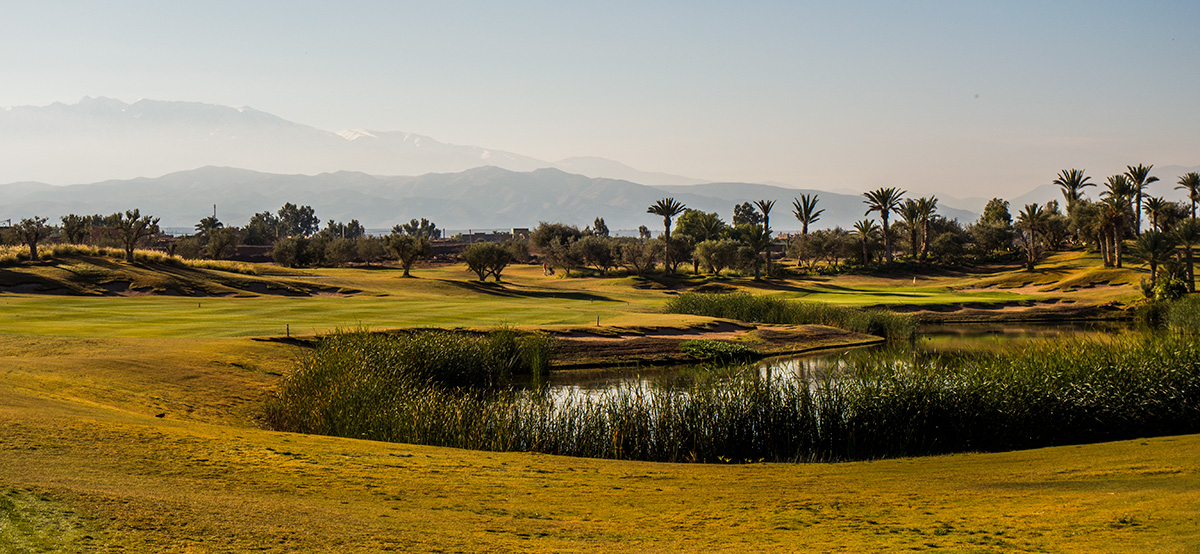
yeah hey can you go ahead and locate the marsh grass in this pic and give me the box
[1168,295,1200,332]
[266,330,1200,463]
[664,291,917,340]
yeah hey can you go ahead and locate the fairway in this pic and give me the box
[2,254,1193,552]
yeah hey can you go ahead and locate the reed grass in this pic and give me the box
[1168,294,1200,333]
[664,291,917,340]
[266,330,1200,463]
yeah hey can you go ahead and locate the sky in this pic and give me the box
[2,1,1199,197]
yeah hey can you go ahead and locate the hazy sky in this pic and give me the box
[3,1,1199,197]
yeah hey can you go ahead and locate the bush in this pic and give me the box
[679,339,759,361]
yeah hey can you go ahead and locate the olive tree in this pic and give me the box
[14,217,52,261]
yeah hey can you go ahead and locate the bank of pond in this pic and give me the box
[262,296,1200,463]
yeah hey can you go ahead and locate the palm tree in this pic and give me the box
[862,187,905,263]
[852,219,880,265]
[1174,218,1200,292]
[754,199,776,277]
[1124,164,1159,236]
[1177,172,1200,220]
[896,199,923,259]
[647,198,686,272]
[1053,169,1094,210]
[1016,203,1048,271]
[1142,196,1170,233]
[791,194,823,235]
[1100,175,1136,268]
[741,223,773,280]
[916,196,939,260]
[1132,230,1175,288]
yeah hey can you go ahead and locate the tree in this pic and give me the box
[106,209,160,262]
[647,198,686,273]
[693,239,740,275]
[325,219,365,240]
[245,211,281,245]
[357,237,388,266]
[195,215,223,242]
[852,219,879,265]
[14,217,51,261]
[731,223,772,279]
[732,202,762,226]
[398,218,441,239]
[862,187,905,263]
[1132,230,1175,288]
[754,200,776,277]
[638,226,652,241]
[207,227,240,259]
[1124,164,1159,236]
[278,203,319,237]
[386,233,432,277]
[1100,175,1136,268]
[1053,169,1094,209]
[970,198,1014,257]
[916,196,939,260]
[1177,172,1200,220]
[1142,196,1170,233]
[616,237,658,276]
[1015,203,1048,271]
[674,210,727,273]
[571,236,617,274]
[896,199,923,259]
[60,214,90,244]
[462,242,511,282]
[591,217,610,238]
[1174,218,1200,292]
[791,194,823,235]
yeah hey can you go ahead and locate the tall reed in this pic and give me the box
[664,291,917,340]
[265,331,1200,463]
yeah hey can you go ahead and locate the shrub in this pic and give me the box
[679,339,759,360]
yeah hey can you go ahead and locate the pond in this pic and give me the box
[547,320,1143,395]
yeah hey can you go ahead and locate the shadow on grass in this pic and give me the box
[438,279,618,302]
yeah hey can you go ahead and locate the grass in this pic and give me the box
[665,291,918,340]
[0,252,1195,551]
[264,331,1200,464]
[1,342,1197,551]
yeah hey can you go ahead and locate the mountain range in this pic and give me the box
[0,97,705,188]
[0,165,979,233]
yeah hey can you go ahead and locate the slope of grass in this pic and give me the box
[1,337,1197,552]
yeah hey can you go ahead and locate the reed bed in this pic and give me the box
[266,331,1200,463]
[1168,294,1200,333]
[664,291,917,340]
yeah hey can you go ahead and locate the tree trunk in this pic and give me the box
[1108,230,1118,269]
[1187,246,1195,293]
[882,217,892,263]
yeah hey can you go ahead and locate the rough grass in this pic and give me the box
[1,339,1197,552]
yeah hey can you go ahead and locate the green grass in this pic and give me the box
[665,291,918,340]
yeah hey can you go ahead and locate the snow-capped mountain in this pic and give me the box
[0,97,703,187]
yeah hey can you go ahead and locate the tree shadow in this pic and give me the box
[437,279,618,302]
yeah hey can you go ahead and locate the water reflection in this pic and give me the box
[548,321,1138,395]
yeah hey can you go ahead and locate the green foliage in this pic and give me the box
[266,332,1200,464]
[386,233,431,276]
[262,329,554,432]
[664,292,917,340]
[462,242,512,281]
[679,339,758,360]
[1168,295,1200,332]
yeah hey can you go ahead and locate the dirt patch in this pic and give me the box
[553,323,881,368]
